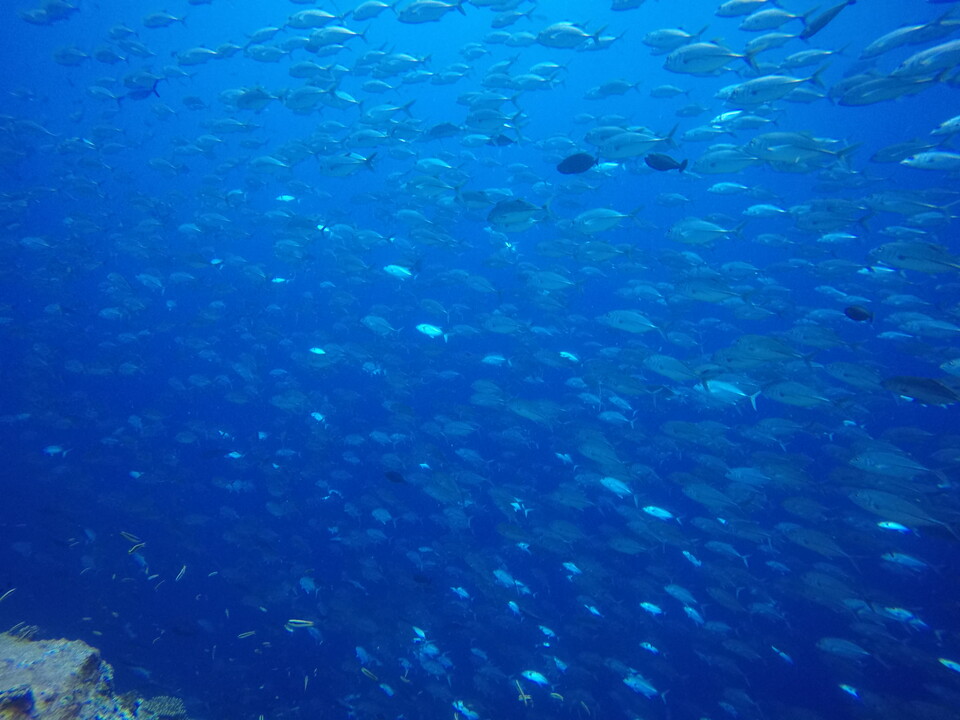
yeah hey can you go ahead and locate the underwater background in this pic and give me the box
[2,1,960,719]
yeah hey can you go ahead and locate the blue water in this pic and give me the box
[2,1,960,719]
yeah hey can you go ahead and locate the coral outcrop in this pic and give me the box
[0,633,183,720]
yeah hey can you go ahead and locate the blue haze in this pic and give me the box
[1,2,960,720]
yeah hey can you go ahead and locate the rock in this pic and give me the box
[0,633,132,720]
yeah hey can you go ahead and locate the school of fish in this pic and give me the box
[3,1,960,720]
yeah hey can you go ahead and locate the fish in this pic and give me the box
[643,25,708,53]
[520,670,549,686]
[597,309,660,334]
[665,42,756,75]
[817,638,872,661]
[668,218,742,244]
[119,79,163,103]
[7,3,960,720]
[556,152,598,174]
[720,71,826,106]
[623,673,659,698]
[901,151,960,171]
[698,379,761,409]
[486,198,546,232]
[600,476,633,498]
[383,264,414,280]
[717,0,776,17]
[317,151,377,176]
[397,1,465,24]
[644,153,687,171]
[871,241,960,273]
[844,305,873,322]
[939,659,960,674]
[892,39,960,77]
[800,0,857,40]
[415,323,447,341]
[573,208,632,234]
[143,12,186,28]
[599,127,677,158]
[848,489,958,539]
[739,7,813,32]
[883,376,960,404]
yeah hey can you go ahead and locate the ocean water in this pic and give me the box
[2,1,960,720]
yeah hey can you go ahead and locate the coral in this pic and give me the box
[139,697,186,720]
[0,634,179,720]
[0,684,35,720]
[116,692,140,716]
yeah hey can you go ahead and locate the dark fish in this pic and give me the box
[384,470,406,483]
[645,153,687,172]
[556,152,598,174]
[426,122,461,140]
[800,0,856,40]
[844,305,873,322]
[486,198,545,230]
[119,79,162,104]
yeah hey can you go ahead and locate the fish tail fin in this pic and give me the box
[456,0,466,16]
[941,198,960,213]
[400,99,416,116]
[664,123,679,149]
[541,197,555,220]
[934,514,960,541]
[835,142,862,162]
[934,6,957,25]
[808,64,828,89]
[364,152,378,171]
[742,48,759,72]
[749,391,760,411]
[678,159,688,173]
[800,5,819,25]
